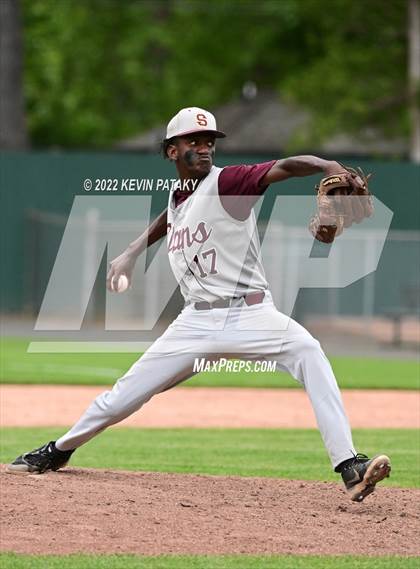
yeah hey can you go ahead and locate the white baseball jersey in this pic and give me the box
[166,166,268,303]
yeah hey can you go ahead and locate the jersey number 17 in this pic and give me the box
[193,248,218,278]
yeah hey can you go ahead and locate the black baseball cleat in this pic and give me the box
[340,453,391,502]
[6,441,75,474]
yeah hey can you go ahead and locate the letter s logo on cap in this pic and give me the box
[196,113,208,126]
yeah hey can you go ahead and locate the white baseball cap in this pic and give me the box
[165,107,226,140]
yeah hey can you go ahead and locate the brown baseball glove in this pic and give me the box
[309,166,374,244]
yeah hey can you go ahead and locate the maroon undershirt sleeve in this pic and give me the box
[218,161,277,220]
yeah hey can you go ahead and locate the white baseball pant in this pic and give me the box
[56,291,356,468]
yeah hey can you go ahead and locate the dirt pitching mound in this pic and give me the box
[1,467,419,556]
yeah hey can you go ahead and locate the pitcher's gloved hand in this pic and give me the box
[309,166,374,244]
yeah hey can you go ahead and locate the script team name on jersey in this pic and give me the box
[167,221,212,253]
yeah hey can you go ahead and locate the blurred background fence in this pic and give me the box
[22,207,420,325]
[0,152,417,349]
[1,0,419,351]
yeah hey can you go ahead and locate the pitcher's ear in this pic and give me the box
[160,138,177,160]
[167,144,178,161]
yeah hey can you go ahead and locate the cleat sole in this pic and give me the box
[6,464,41,474]
[348,455,391,502]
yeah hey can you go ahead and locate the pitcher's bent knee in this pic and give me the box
[291,336,323,357]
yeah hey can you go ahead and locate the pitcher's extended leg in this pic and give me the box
[55,349,197,451]
[7,306,216,473]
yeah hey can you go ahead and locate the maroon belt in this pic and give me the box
[193,291,265,311]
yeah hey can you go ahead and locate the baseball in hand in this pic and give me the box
[114,274,129,293]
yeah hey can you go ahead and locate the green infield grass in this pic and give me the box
[1,428,418,487]
[1,337,419,389]
[0,554,418,569]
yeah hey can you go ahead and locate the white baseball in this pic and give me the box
[114,274,129,293]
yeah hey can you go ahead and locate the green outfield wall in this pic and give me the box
[1,152,419,314]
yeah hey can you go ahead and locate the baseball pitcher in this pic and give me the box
[8,107,390,502]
